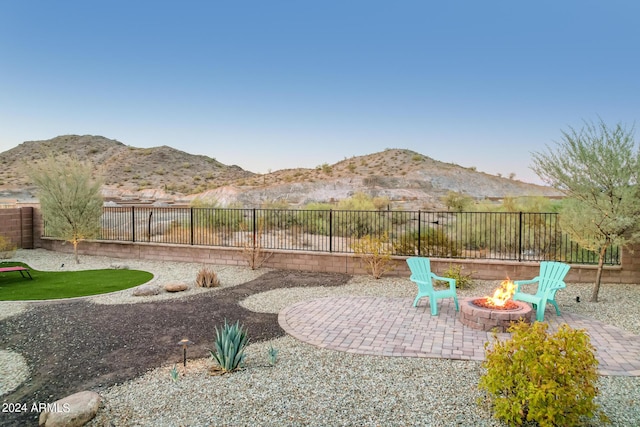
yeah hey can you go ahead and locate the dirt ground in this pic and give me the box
[0,270,351,427]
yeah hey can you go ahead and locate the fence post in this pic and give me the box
[329,210,333,252]
[518,211,523,261]
[417,210,421,256]
[252,208,257,249]
[131,206,135,242]
[147,211,153,242]
[190,207,194,245]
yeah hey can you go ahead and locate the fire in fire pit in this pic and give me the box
[474,279,519,310]
[460,278,533,332]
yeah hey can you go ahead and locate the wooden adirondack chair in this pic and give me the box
[513,261,570,322]
[407,257,459,316]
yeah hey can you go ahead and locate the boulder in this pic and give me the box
[164,282,189,292]
[38,390,101,427]
[109,263,129,270]
[132,284,161,296]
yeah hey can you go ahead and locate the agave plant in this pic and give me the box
[210,320,248,373]
[170,364,179,383]
[267,345,279,366]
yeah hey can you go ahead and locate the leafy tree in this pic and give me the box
[30,156,104,264]
[531,119,640,301]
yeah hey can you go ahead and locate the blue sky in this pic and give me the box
[1,1,639,185]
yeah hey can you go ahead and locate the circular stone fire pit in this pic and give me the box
[459,297,533,332]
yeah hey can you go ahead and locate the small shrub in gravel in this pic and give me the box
[479,320,607,427]
[438,264,473,289]
[195,266,220,288]
[351,232,395,279]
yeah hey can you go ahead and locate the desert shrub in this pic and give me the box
[261,200,290,210]
[394,228,460,257]
[209,320,248,373]
[321,163,333,175]
[336,192,376,210]
[441,191,474,212]
[0,234,16,259]
[479,321,607,427]
[241,218,272,269]
[334,210,380,238]
[351,232,395,279]
[300,204,332,235]
[191,199,248,231]
[332,194,388,237]
[372,196,390,211]
[195,266,220,288]
[438,264,473,289]
[259,205,299,230]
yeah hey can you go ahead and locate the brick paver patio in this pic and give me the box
[279,296,640,376]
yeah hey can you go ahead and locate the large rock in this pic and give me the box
[109,263,129,270]
[132,284,161,296]
[38,390,101,427]
[164,282,189,292]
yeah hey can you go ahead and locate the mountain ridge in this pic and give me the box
[0,135,560,208]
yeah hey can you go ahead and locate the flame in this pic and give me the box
[485,278,516,307]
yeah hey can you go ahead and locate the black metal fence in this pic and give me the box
[48,207,620,265]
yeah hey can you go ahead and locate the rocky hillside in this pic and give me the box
[0,135,255,200]
[191,149,560,209]
[0,135,560,208]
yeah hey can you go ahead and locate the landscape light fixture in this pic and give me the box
[177,338,193,367]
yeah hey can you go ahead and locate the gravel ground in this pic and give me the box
[2,249,640,426]
[0,350,29,396]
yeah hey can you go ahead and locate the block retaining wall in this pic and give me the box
[39,238,630,284]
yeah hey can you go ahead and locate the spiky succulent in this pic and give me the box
[210,320,248,373]
[267,345,279,366]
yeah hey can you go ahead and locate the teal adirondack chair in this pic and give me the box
[513,261,570,322]
[407,257,459,316]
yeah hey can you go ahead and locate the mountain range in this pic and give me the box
[0,135,560,208]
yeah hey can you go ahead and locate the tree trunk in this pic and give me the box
[590,246,608,302]
[73,240,80,264]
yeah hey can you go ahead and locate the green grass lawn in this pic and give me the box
[0,262,154,300]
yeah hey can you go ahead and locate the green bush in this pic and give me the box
[479,321,607,427]
[210,320,249,373]
[191,203,248,231]
[300,206,331,235]
[351,232,395,279]
[259,207,299,229]
[441,191,474,212]
[394,228,459,257]
[336,192,376,210]
[438,264,473,289]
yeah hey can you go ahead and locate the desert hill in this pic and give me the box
[0,135,255,200]
[0,135,560,208]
